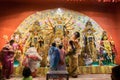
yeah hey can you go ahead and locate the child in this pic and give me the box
[22,67,32,80]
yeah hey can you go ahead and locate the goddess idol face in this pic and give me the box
[103,36,108,40]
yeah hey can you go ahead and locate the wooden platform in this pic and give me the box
[77,66,113,74]
[13,66,114,76]
[6,74,112,80]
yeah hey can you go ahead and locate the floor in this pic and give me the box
[7,74,111,80]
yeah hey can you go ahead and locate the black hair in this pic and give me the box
[9,40,14,45]
[58,44,63,49]
[69,40,75,50]
[74,32,80,38]
[22,67,31,78]
[52,42,56,47]
[111,65,120,80]
[69,40,74,46]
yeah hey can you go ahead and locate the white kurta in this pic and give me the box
[25,47,42,72]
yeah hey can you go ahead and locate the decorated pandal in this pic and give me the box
[2,8,117,75]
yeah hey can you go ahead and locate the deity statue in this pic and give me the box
[31,31,39,50]
[38,36,44,48]
[11,30,21,43]
[11,31,23,66]
[82,20,97,61]
[83,53,93,66]
[62,30,70,50]
[100,31,113,64]
[24,21,42,52]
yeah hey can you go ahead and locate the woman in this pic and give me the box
[1,40,15,79]
[67,32,80,78]
[48,42,60,71]
[24,45,42,77]
[57,44,66,70]
[57,44,67,80]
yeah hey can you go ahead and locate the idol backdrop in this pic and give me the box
[4,8,116,67]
